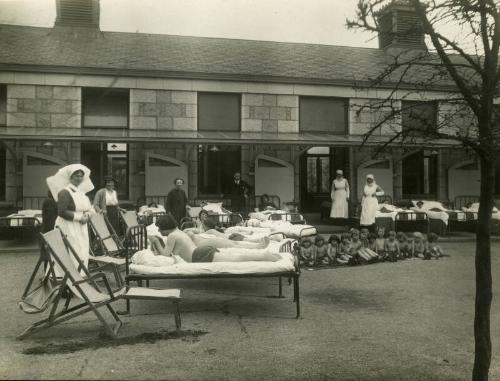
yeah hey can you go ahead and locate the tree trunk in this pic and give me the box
[472,156,494,381]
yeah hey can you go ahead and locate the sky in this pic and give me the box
[0,0,378,47]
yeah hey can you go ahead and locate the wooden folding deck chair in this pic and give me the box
[19,237,61,314]
[120,210,139,234]
[88,213,127,287]
[18,229,182,339]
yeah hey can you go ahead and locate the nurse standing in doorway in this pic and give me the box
[330,169,350,218]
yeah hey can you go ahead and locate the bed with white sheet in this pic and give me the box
[460,201,500,234]
[248,210,306,224]
[185,202,243,228]
[0,209,43,237]
[410,200,485,234]
[124,236,301,318]
[137,205,166,225]
[246,218,316,238]
[374,203,428,233]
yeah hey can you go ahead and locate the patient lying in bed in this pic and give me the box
[149,214,281,263]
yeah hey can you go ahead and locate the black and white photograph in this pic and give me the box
[0,0,499,379]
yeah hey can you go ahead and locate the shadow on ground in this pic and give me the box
[22,329,208,355]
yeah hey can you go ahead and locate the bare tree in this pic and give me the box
[347,0,499,379]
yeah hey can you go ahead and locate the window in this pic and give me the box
[402,150,438,198]
[198,145,241,195]
[0,85,6,127]
[299,97,347,134]
[402,101,437,136]
[198,93,240,131]
[82,88,129,128]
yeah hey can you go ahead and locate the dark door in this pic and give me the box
[81,143,129,200]
[300,147,348,212]
[198,145,241,196]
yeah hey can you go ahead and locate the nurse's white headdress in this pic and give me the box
[46,164,94,201]
[366,174,376,185]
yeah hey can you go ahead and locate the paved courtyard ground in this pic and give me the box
[0,241,499,380]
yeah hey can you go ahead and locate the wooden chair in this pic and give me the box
[120,210,139,234]
[88,213,126,287]
[18,229,181,339]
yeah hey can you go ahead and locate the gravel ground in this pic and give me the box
[0,241,499,380]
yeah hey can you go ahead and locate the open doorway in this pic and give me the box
[299,147,348,212]
[81,143,128,200]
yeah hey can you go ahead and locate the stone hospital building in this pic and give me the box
[0,0,494,213]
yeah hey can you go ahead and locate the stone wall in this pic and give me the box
[6,85,81,128]
[438,101,477,138]
[349,98,401,135]
[130,89,196,130]
[241,94,298,133]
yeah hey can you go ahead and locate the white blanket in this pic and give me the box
[411,207,449,225]
[129,240,296,275]
[138,205,166,216]
[376,204,404,221]
[246,219,316,237]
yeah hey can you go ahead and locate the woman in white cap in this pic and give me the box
[46,164,95,273]
[360,174,384,229]
[330,169,350,218]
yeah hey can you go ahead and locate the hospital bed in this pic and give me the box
[455,196,500,234]
[248,210,306,225]
[0,209,43,238]
[123,226,302,318]
[373,197,429,233]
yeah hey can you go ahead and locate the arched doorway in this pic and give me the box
[23,152,66,209]
[254,154,294,208]
[299,147,348,212]
[145,153,188,205]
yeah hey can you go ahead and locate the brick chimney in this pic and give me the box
[54,0,100,29]
[377,0,426,51]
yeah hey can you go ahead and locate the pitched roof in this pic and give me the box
[0,24,457,90]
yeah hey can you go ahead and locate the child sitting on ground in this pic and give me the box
[396,232,411,259]
[427,232,445,259]
[350,228,376,263]
[327,234,347,265]
[359,228,379,262]
[384,230,400,262]
[375,227,387,260]
[349,229,366,263]
[314,235,330,265]
[411,232,429,259]
[360,228,370,247]
[338,232,355,265]
[299,238,317,267]
[367,232,378,253]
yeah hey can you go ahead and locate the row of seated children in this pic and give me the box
[299,227,444,267]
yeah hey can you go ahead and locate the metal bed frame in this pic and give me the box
[268,212,306,225]
[123,225,302,318]
[0,214,42,238]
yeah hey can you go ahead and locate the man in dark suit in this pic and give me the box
[227,172,252,216]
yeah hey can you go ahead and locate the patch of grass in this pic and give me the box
[22,329,208,355]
